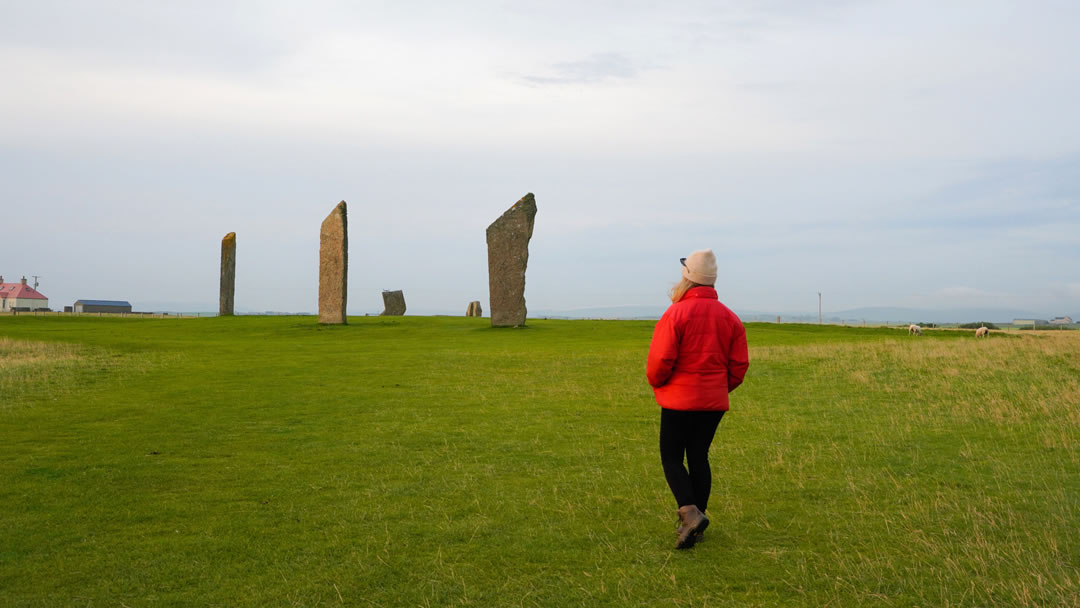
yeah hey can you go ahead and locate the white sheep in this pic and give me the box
[908,324,922,336]
[975,326,989,338]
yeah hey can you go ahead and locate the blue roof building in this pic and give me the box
[74,300,132,313]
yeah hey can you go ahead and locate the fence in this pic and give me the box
[0,311,204,319]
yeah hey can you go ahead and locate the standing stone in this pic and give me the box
[486,193,536,327]
[319,201,348,324]
[380,290,406,316]
[466,301,482,317]
[219,232,236,316]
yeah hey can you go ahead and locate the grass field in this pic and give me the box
[1,316,1078,607]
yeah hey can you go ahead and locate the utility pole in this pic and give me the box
[818,292,822,324]
[32,275,41,290]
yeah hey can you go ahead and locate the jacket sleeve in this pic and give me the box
[727,321,749,392]
[647,311,679,388]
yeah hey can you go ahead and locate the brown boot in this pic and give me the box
[673,511,706,540]
[676,505,709,549]
[679,509,708,537]
[674,525,706,544]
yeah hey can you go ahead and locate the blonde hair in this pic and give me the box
[670,277,706,303]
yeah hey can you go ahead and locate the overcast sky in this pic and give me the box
[2,0,1078,316]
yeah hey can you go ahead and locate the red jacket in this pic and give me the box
[646,286,749,411]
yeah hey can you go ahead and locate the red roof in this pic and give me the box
[0,283,48,300]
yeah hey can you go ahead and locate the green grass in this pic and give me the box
[0,316,1077,607]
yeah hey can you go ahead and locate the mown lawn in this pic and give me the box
[1,316,1077,607]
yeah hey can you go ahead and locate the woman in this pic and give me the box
[646,249,749,549]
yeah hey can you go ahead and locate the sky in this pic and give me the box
[2,0,1078,316]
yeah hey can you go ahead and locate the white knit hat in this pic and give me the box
[681,249,717,285]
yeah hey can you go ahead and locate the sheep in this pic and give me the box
[975,326,989,338]
[908,324,922,336]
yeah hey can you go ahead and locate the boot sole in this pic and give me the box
[675,517,709,550]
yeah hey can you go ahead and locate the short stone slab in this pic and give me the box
[319,201,348,324]
[219,232,236,317]
[466,301,482,317]
[486,193,536,327]
[380,290,406,316]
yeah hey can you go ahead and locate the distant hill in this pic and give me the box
[529,305,1066,324]
[529,305,667,319]
[137,300,216,314]
[829,307,1056,324]
[129,301,1074,324]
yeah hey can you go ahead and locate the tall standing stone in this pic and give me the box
[219,232,236,316]
[466,301,482,317]
[319,201,348,324]
[486,193,536,327]
[380,290,406,316]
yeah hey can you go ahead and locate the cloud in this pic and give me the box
[0,1,291,77]
[2,1,1079,315]
[1058,283,1080,299]
[516,52,651,85]
[938,286,993,298]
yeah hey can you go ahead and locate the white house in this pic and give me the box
[0,276,49,311]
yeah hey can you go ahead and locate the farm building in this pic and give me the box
[74,300,132,314]
[1013,318,1049,327]
[1050,316,1073,325]
[0,276,49,311]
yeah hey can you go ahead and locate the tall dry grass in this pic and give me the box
[0,338,130,410]
[753,332,1080,428]
[744,332,1080,607]
[0,337,84,378]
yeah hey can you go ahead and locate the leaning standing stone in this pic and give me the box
[219,232,236,316]
[466,301,482,317]
[380,290,406,316]
[486,193,536,327]
[319,201,348,324]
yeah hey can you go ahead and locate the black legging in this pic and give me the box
[660,408,725,511]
